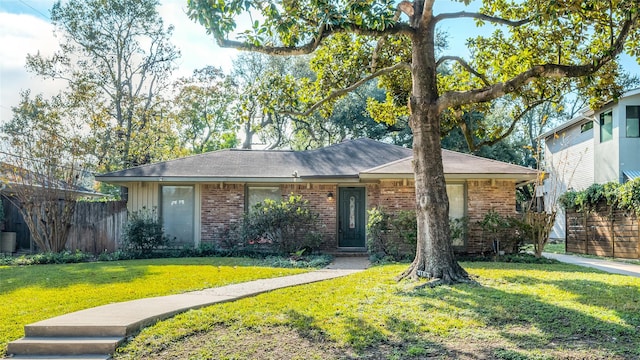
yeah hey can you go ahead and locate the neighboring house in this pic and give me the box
[541,88,640,241]
[96,138,537,253]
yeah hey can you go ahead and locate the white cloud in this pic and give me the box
[0,11,61,123]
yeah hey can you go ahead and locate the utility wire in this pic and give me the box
[17,0,50,20]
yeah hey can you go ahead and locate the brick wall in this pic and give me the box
[199,180,518,254]
[281,184,338,249]
[368,179,517,254]
[200,183,245,246]
[466,180,518,253]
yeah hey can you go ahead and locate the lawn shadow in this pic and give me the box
[396,276,640,357]
[0,262,150,293]
[284,309,449,359]
[502,274,640,332]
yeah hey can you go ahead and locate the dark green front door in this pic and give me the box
[338,187,366,247]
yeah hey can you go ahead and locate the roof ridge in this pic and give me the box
[361,156,412,173]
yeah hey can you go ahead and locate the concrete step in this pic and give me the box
[7,337,124,356]
[25,324,127,337]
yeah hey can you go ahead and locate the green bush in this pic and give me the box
[559,179,640,213]
[478,210,528,254]
[619,178,640,214]
[0,250,92,265]
[121,207,169,255]
[236,194,325,255]
[366,208,417,262]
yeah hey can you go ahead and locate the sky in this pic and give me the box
[1,0,639,124]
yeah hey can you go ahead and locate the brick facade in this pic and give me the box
[200,183,245,246]
[199,180,518,254]
[466,180,518,253]
[280,184,338,250]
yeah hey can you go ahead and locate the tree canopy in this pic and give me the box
[27,0,181,172]
[187,0,639,284]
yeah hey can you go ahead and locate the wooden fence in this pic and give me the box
[566,204,640,259]
[3,199,127,255]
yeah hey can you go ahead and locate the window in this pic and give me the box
[161,185,194,244]
[600,110,613,142]
[446,184,465,247]
[627,106,640,138]
[246,187,281,211]
[580,121,593,133]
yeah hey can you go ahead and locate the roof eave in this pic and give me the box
[359,173,538,180]
[96,175,360,184]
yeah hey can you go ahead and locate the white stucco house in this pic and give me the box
[541,88,640,241]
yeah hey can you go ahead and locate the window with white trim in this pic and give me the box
[161,185,194,244]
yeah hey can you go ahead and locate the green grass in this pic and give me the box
[521,242,566,254]
[0,257,310,356]
[116,262,640,360]
[542,242,565,254]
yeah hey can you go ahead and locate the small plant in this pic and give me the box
[121,207,169,255]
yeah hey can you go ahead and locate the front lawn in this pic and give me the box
[0,257,310,356]
[116,262,640,360]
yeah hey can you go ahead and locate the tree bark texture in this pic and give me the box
[399,15,469,284]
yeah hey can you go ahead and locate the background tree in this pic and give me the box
[189,0,640,284]
[172,66,239,153]
[0,91,89,253]
[231,53,310,149]
[27,0,181,172]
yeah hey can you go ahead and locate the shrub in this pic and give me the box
[366,208,416,262]
[478,210,529,255]
[619,178,640,214]
[121,207,169,255]
[559,180,639,213]
[237,194,325,254]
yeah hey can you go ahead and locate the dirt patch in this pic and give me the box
[131,325,352,360]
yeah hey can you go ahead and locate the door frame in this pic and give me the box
[337,186,367,249]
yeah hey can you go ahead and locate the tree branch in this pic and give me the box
[437,12,636,114]
[436,56,490,86]
[216,22,412,56]
[283,62,411,117]
[434,11,533,27]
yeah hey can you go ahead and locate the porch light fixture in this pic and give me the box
[327,192,334,201]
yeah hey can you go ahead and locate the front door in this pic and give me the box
[338,187,366,248]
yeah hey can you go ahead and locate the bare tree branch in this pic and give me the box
[472,99,548,150]
[283,62,411,117]
[437,13,636,114]
[434,11,533,26]
[436,56,490,86]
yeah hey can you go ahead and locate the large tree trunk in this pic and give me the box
[399,16,469,285]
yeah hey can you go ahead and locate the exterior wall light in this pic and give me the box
[327,192,334,201]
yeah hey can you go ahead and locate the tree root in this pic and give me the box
[397,259,478,288]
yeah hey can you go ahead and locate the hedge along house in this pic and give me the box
[96,138,537,254]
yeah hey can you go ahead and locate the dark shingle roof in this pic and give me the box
[361,150,537,180]
[96,138,537,184]
[97,138,412,181]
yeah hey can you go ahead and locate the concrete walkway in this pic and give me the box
[6,257,369,359]
[542,252,640,277]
